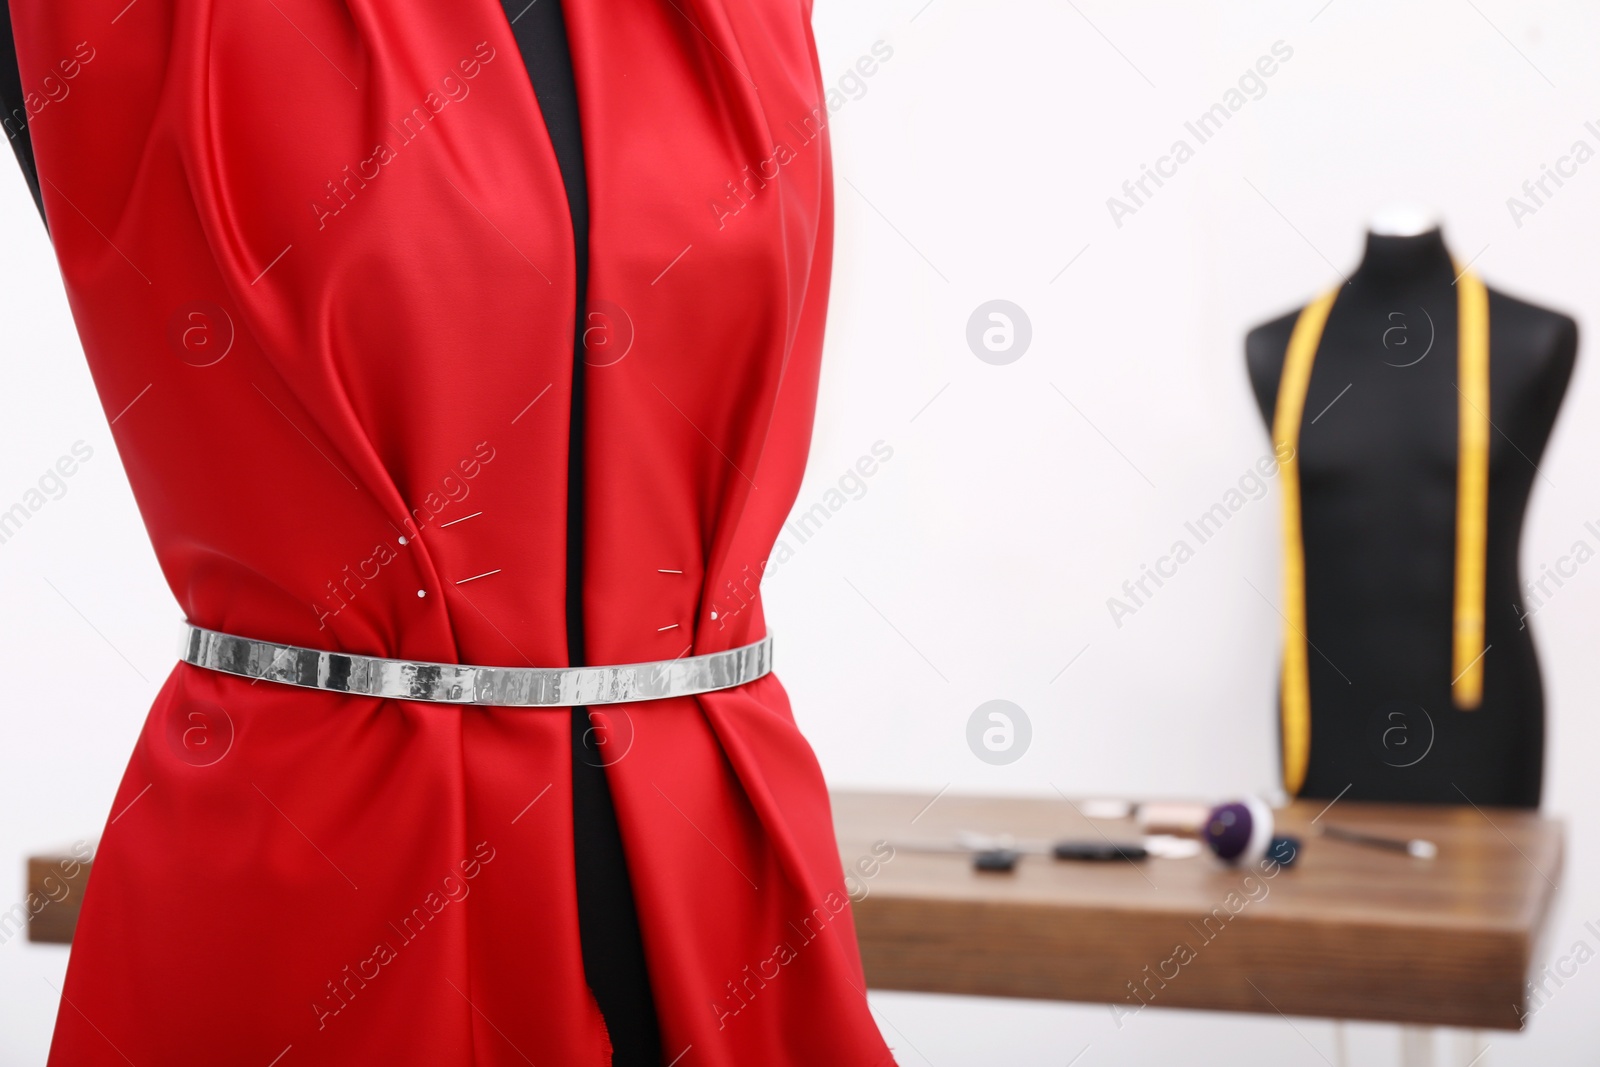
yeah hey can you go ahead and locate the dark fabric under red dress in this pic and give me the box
[10,1,894,1063]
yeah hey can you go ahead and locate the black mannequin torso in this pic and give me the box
[0,11,44,225]
[495,3,663,1062]
[1246,228,1576,807]
[3,6,661,1059]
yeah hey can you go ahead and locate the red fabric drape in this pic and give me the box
[10,0,892,1062]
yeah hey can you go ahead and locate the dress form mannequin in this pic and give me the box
[11,0,886,1059]
[1246,219,1576,807]
[3,4,661,1059]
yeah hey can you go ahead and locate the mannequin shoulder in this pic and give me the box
[1243,307,1304,421]
[1487,286,1578,376]
[1482,286,1578,439]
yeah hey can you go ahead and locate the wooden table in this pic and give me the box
[27,791,1564,1031]
[832,790,1563,1031]
[23,851,93,944]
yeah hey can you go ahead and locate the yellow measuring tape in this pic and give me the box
[1271,269,1489,795]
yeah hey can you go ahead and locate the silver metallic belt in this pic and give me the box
[177,622,772,706]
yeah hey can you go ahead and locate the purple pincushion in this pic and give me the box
[1202,797,1274,864]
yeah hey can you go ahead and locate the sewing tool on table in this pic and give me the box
[1319,823,1438,858]
[889,831,1175,873]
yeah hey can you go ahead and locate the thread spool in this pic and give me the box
[1202,796,1300,867]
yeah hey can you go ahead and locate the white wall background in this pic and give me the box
[3,1,1599,1064]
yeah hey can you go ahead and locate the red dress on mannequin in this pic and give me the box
[9,0,894,1063]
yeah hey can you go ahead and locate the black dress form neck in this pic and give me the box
[1350,227,1454,286]
[1246,230,1577,808]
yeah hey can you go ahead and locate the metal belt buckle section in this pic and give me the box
[178,623,773,706]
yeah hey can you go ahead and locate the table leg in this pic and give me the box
[1400,1026,1435,1067]
[1450,1030,1488,1065]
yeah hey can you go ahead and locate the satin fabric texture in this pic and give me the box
[10,0,894,1063]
